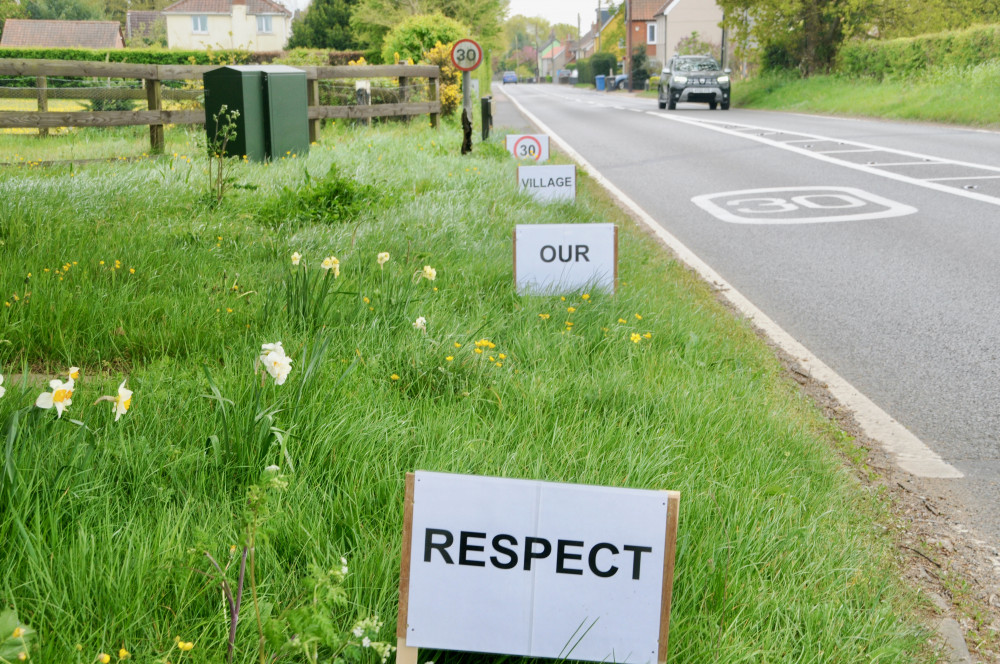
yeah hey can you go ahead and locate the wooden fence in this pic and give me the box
[0,59,441,151]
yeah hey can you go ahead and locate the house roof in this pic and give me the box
[161,0,290,16]
[126,11,163,40]
[631,0,664,21]
[0,19,124,48]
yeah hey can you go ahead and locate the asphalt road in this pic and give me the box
[493,83,1000,544]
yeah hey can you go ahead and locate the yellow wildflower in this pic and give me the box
[119,648,131,659]
[539,313,550,320]
[445,356,454,362]
[177,642,194,652]
[630,333,641,343]
[391,374,400,381]
[582,293,590,300]
[99,654,111,663]
[567,307,576,313]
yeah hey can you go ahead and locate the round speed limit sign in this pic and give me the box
[450,38,483,72]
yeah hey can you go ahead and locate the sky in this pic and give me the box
[506,0,603,31]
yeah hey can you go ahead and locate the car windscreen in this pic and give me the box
[674,58,719,72]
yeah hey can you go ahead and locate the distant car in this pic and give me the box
[502,71,518,84]
[658,55,731,110]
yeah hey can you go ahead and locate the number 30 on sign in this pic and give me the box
[450,39,483,72]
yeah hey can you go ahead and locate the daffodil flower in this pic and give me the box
[114,380,132,421]
[321,256,340,277]
[291,251,302,266]
[421,265,436,281]
[0,373,5,399]
[377,252,390,267]
[68,366,80,381]
[35,378,73,417]
[259,342,293,385]
[413,316,427,332]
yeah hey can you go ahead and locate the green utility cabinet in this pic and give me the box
[203,65,310,162]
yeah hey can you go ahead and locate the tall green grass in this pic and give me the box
[0,120,935,663]
[734,61,1000,127]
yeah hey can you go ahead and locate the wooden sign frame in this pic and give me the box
[395,472,680,664]
[513,224,619,295]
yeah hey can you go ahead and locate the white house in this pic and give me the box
[161,0,292,51]
[651,0,725,64]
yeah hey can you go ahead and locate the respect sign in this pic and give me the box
[514,223,617,295]
[397,472,680,664]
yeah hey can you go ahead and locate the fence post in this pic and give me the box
[307,77,320,143]
[398,69,409,122]
[145,76,164,154]
[428,75,439,129]
[35,76,48,138]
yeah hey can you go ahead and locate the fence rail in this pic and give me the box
[0,59,441,151]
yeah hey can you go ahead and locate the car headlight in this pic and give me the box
[717,75,730,84]
[672,76,688,84]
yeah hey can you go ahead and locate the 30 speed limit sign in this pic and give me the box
[451,38,483,71]
[506,134,550,163]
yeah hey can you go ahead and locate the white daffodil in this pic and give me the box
[36,378,74,418]
[412,316,427,332]
[113,380,132,421]
[260,342,293,385]
[377,252,390,267]
[421,265,436,281]
[68,366,80,381]
[291,251,302,266]
[0,373,5,399]
[321,256,340,277]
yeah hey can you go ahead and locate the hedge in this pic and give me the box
[0,47,365,67]
[838,23,1000,78]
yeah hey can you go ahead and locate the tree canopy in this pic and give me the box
[287,0,359,50]
[380,12,466,64]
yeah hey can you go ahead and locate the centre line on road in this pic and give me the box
[497,86,963,479]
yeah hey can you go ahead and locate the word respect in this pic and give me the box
[422,528,654,580]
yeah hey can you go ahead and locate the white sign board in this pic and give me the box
[399,471,679,663]
[518,164,575,202]
[506,133,550,163]
[514,223,617,295]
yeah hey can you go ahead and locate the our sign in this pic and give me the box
[517,164,575,202]
[397,472,680,664]
[514,223,617,295]
[506,134,550,163]
[450,38,483,72]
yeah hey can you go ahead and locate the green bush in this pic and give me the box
[576,57,593,84]
[380,13,466,65]
[838,24,1000,79]
[0,47,364,66]
[591,52,617,80]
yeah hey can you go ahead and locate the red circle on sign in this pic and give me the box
[450,39,483,72]
[513,135,543,161]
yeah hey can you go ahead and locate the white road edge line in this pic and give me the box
[496,87,963,479]
[645,111,1000,209]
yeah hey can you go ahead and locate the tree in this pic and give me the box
[0,0,28,39]
[288,0,359,49]
[351,0,507,61]
[380,12,466,63]
[24,0,103,20]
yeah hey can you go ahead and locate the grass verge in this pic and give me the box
[0,118,936,663]
[733,62,1000,127]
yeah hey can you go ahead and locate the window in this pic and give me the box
[192,15,207,33]
[256,15,272,33]
[647,22,656,44]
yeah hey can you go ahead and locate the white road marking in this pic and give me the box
[815,148,879,154]
[645,111,1000,209]
[497,86,963,479]
[692,186,917,224]
[867,161,946,166]
[926,174,1000,181]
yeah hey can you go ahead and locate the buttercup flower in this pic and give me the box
[36,378,74,417]
[11,627,23,638]
[377,252,390,267]
[119,648,131,659]
[291,251,301,266]
[260,342,293,385]
[630,333,641,343]
[177,641,194,652]
[421,265,436,281]
[567,307,576,313]
[391,374,400,381]
[98,654,111,664]
[413,316,427,332]
[445,356,454,362]
[582,293,590,300]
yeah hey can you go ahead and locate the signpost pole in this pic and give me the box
[451,38,482,155]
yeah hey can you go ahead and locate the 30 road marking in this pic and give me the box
[692,186,917,224]
[497,85,963,479]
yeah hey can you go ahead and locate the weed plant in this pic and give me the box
[0,118,934,662]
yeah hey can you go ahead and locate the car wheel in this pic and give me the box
[667,97,676,110]
[721,101,730,110]
[658,97,667,109]
[709,102,718,110]
[616,80,625,90]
